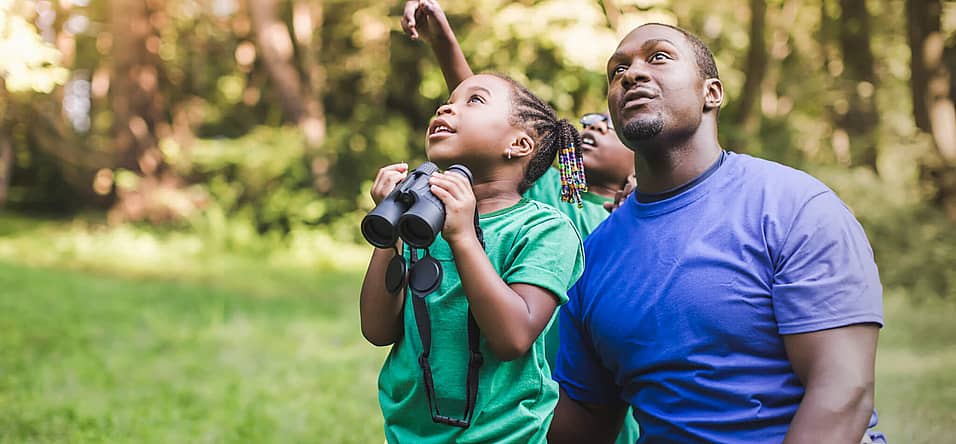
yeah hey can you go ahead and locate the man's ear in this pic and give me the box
[703,78,723,112]
[508,133,536,158]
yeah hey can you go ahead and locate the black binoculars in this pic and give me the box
[361,162,473,249]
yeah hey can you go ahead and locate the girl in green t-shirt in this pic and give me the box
[360,73,586,443]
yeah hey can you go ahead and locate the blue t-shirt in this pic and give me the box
[554,152,883,443]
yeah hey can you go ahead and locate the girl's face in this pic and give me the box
[425,74,522,167]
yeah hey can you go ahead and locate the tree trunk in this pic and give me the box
[0,124,12,209]
[247,0,325,148]
[837,0,879,170]
[0,78,9,209]
[906,0,956,161]
[906,0,940,132]
[109,0,164,173]
[734,0,767,133]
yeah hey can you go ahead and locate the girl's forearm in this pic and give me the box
[359,247,406,346]
[448,234,545,361]
[430,23,473,90]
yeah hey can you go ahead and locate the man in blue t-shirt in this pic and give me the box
[548,23,884,444]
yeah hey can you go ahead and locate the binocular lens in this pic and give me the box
[399,215,436,248]
[361,214,398,248]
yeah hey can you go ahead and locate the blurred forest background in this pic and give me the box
[1,0,955,442]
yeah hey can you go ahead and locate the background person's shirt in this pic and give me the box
[523,167,613,239]
[554,152,884,443]
[378,198,584,444]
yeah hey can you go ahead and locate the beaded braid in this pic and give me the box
[555,120,588,206]
[487,73,588,206]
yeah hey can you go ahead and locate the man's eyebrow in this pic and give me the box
[609,38,680,63]
[642,38,678,51]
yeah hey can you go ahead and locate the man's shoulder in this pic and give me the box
[733,153,825,185]
[731,153,833,203]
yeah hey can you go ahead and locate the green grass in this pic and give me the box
[0,261,387,444]
[873,296,956,442]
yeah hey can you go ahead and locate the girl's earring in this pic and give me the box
[506,148,512,160]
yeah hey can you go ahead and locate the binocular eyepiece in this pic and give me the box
[361,162,473,249]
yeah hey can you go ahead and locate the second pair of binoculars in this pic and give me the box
[362,162,473,249]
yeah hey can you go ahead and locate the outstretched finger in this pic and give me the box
[402,1,420,39]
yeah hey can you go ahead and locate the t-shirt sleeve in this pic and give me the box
[552,281,621,404]
[502,212,584,305]
[772,190,884,335]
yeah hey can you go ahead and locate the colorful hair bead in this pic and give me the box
[558,141,587,207]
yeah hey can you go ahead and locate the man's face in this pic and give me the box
[606,24,706,149]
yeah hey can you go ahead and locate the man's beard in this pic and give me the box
[621,115,664,142]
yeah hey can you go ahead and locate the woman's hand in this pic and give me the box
[428,170,477,245]
[370,163,408,205]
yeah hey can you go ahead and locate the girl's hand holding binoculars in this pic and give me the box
[371,163,408,205]
[429,171,477,245]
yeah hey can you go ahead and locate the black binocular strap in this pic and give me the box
[409,246,483,427]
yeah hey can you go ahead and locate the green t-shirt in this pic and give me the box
[378,198,585,444]
[523,167,613,239]
[525,168,642,444]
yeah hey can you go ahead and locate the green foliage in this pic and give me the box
[186,127,317,230]
[812,164,956,301]
[0,213,372,279]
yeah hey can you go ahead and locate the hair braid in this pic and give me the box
[487,73,587,205]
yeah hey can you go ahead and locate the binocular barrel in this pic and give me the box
[361,162,473,249]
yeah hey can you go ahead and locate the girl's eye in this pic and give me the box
[468,95,485,104]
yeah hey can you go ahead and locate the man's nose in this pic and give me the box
[621,62,651,89]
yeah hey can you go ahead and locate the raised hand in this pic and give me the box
[401,0,452,43]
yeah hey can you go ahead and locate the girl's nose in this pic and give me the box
[435,103,453,116]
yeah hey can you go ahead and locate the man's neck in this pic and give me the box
[632,127,723,194]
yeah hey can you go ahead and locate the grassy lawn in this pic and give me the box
[0,261,387,444]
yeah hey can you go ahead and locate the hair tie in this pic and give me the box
[556,119,587,207]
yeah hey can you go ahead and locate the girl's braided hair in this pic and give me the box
[488,73,587,205]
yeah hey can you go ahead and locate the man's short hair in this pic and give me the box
[644,23,720,81]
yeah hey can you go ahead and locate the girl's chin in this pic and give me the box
[424,147,460,166]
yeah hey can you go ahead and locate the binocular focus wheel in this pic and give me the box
[385,255,407,294]
[410,255,442,295]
